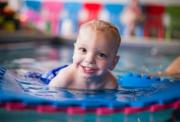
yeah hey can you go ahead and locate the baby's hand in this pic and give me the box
[165,57,180,75]
[157,56,180,79]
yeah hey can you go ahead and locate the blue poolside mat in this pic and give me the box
[0,66,180,110]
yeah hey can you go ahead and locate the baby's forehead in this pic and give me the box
[78,29,117,45]
[78,30,114,43]
[76,33,118,51]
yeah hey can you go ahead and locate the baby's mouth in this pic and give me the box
[81,65,98,74]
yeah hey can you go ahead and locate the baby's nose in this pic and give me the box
[85,53,95,64]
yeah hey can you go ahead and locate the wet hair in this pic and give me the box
[78,20,121,54]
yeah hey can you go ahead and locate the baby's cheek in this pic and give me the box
[73,54,82,64]
[105,62,114,70]
[72,53,79,61]
[99,61,110,69]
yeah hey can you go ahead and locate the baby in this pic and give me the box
[49,20,121,90]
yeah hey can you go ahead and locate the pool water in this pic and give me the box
[0,43,179,122]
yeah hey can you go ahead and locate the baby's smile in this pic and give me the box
[80,65,98,74]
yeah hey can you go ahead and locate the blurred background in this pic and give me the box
[0,0,180,75]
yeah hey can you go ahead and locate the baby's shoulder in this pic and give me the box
[104,72,118,89]
[49,65,75,88]
[56,65,74,78]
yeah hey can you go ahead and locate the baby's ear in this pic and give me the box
[110,55,120,70]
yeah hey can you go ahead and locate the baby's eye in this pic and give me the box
[78,48,87,53]
[97,53,107,59]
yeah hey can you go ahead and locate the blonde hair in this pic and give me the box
[78,20,121,54]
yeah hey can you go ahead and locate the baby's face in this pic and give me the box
[73,28,119,79]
